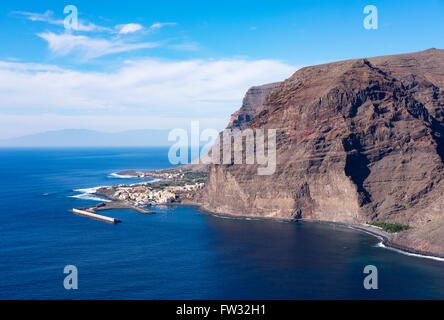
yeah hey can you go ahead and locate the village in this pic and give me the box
[95,182,205,207]
[95,168,207,207]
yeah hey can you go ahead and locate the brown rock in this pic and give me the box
[227,82,281,130]
[195,49,444,257]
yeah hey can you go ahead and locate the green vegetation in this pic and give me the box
[96,186,118,197]
[150,171,208,190]
[369,222,411,233]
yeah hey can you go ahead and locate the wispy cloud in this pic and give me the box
[0,58,299,138]
[37,32,159,59]
[115,22,176,34]
[13,10,180,60]
[115,23,143,34]
[13,10,111,32]
[13,10,59,23]
[75,22,112,33]
[14,10,177,35]
[149,22,177,30]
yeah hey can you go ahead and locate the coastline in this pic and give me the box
[181,201,444,262]
[72,173,444,262]
[343,223,444,261]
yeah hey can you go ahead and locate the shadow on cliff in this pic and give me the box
[342,134,372,205]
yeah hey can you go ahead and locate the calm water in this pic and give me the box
[0,147,443,299]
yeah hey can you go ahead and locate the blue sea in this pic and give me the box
[0,147,443,299]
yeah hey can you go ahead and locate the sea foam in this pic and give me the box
[376,242,444,262]
[108,172,137,179]
[70,186,110,202]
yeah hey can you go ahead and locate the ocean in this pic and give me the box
[0,147,443,299]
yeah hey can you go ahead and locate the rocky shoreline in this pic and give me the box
[186,200,444,260]
[347,223,444,260]
[72,168,444,260]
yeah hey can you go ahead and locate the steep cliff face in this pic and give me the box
[196,49,444,256]
[227,82,281,130]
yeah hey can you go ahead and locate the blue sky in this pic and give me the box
[0,0,443,139]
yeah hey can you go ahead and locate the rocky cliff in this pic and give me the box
[196,49,444,257]
[227,82,281,130]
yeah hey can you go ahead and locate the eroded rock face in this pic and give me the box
[196,49,444,256]
[227,82,281,130]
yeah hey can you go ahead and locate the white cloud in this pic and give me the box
[76,22,112,33]
[0,58,299,138]
[0,61,63,72]
[14,10,60,23]
[14,11,180,60]
[149,22,177,30]
[116,23,143,34]
[37,32,159,59]
[15,10,177,35]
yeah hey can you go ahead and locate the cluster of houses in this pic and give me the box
[112,182,205,207]
[166,183,205,192]
[136,171,182,179]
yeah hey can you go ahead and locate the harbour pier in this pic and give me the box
[71,208,121,223]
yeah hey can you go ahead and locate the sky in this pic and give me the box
[0,0,443,139]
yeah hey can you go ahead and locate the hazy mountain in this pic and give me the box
[0,129,174,147]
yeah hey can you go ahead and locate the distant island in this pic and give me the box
[0,129,173,147]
